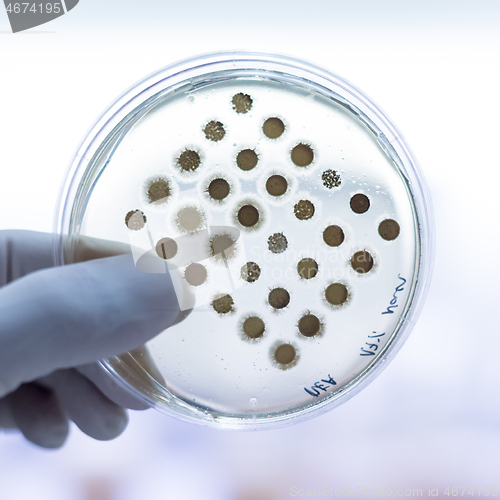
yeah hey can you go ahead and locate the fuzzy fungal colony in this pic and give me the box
[124,91,401,372]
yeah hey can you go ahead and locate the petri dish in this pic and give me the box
[54,52,434,429]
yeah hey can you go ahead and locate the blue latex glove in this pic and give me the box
[0,230,182,448]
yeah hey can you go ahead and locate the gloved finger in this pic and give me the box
[0,252,186,398]
[39,369,129,441]
[8,383,69,449]
[78,363,150,411]
[0,230,135,287]
[72,234,133,263]
[0,398,17,429]
[78,346,166,411]
[0,230,57,287]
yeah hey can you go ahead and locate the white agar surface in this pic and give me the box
[77,79,418,417]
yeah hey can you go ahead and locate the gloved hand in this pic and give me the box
[0,230,182,449]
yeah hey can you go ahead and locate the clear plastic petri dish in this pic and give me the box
[54,52,434,429]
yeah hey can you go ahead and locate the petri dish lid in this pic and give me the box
[55,52,434,429]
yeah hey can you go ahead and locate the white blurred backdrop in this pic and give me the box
[1,1,499,499]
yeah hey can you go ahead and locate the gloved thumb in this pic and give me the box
[0,253,183,399]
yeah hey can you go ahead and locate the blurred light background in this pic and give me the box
[1,1,499,499]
